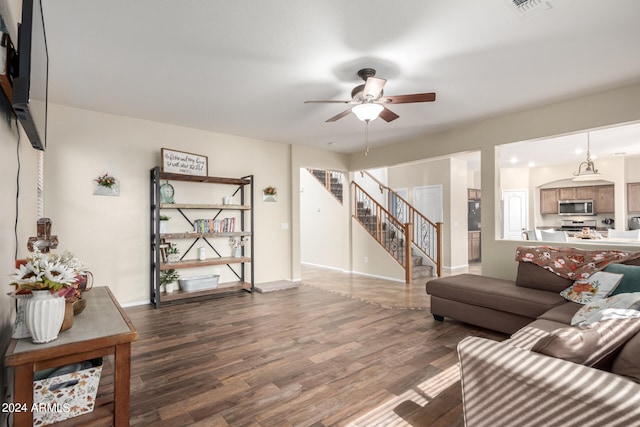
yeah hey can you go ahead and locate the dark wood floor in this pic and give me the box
[121,266,502,426]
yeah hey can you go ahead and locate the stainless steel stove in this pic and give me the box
[560,219,597,232]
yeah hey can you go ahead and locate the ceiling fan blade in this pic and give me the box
[304,100,352,104]
[326,109,352,122]
[362,77,386,100]
[379,107,399,122]
[381,92,436,104]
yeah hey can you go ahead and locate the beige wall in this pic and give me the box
[290,145,349,280]
[299,168,349,270]
[43,104,293,305]
[387,157,469,269]
[351,218,405,281]
[348,82,640,280]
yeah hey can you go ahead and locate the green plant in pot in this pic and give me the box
[166,244,180,263]
[160,269,180,293]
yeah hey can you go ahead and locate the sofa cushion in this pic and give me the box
[612,330,640,383]
[538,302,581,324]
[508,319,566,350]
[426,274,567,319]
[571,292,640,325]
[604,263,640,295]
[531,318,640,368]
[515,261,573,293]
[559,271,624,304]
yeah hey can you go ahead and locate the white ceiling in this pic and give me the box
[40,0,640,156]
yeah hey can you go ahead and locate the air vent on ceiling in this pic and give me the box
[506,0,562,18]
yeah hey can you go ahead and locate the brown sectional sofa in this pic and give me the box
[426,261,581,334]
[426,250,640,426]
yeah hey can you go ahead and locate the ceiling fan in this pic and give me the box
[304,68,436,123]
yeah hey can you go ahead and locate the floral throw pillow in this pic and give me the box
[571,292,640,325]
[560,271,623,304]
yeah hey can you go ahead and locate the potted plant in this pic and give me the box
[93,172,119,196]
[159,215,170,234]
[160,269,180,293]
[229,237,248,257]
[262,186,277,202]
[166,244,180,263]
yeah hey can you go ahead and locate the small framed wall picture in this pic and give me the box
[161,148,208,177]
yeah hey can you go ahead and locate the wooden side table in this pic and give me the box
[4,287,138,426]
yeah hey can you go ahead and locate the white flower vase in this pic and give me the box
[26,290,66,344]
[233,247,241,258]
[159,220,168,234]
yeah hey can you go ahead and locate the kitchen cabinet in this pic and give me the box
[595,185,614,213]
[558,186,594,200]
[468,231,481,262]
[541,185,613,214]
[468,188,481,200]
[576,186,595,200]
[628,183,640,212]
[540,189,559,214]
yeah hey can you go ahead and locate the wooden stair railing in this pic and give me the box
[353,182,414,283]
[306,168,343,203]
[359,171,443,277]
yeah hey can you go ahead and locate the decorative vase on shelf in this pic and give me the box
[233,247,241,258]
[25,290,66,344]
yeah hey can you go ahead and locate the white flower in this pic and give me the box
[43,261,77,286]
[9,249,86,292]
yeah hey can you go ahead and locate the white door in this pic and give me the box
[502,190,528,240]
[414,185,443,223]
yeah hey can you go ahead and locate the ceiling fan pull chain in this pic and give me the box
[365,120,370,156]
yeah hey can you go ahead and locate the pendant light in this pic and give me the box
[573,133,600,181]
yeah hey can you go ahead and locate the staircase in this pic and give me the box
[306,167,442,282]
[307,168,343,203]
[353,173,443,281]
[356,199,434,281]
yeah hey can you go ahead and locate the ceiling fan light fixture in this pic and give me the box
[352,103,384,122]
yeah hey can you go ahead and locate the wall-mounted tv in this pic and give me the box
[12,0,48,151]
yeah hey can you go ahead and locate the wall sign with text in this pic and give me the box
[161,148,208,176]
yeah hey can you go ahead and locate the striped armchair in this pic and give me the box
[457,336,640,427]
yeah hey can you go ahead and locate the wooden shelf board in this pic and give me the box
[160,281,252,301]
[159,257,251,270]
[160,203,251,210]
[160,231,251,239]
[159,172,250,185]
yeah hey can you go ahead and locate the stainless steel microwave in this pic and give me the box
[558,200,595,216]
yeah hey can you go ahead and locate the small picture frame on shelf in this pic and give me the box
[161,148,208,177]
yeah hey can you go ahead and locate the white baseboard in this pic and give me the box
[120,300,150,308]
[301,261,350,273]
[302,261,406,283]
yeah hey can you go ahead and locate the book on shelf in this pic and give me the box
[193,217,236,233]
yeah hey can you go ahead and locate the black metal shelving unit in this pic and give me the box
[150,166,254,308]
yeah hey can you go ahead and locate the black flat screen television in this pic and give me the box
[12,0,48,151]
